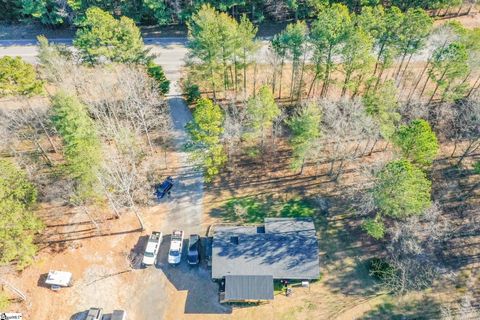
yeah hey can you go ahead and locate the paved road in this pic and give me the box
[0,36,271,66]
[0,37,192,67]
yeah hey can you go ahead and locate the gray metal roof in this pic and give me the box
[224,275,274,301]
[212,218,320,280]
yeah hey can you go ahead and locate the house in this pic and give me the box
[211,217,320,303]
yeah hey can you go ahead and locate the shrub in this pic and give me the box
[184,81,201,104]
[147,62,170,95]
[368,257,396,283]
[362,217,385,239]
[0,56,43,97]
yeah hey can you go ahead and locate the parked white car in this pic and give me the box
[142,232,163,267]
[168,230,184,265]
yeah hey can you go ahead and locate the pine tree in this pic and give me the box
[310,3,352,97]
[0,159,43,269]
[373,159,432,219]
[73,7,149,65]
[0,56,43,97]
[51,92,103,203]
[393,119,439,167]
[186,98,226,182]
[245,85,281,148]
[288,103,321,173]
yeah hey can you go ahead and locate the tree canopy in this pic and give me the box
[51,92,103,204]
[393,119,439,167]
[187,98,226,182]
[373,159,432,219]
[288,103,321,172]
[73,7,150,65]
[0,56,43,97]
[0,159,43,269]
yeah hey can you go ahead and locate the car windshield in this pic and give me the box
[144,252,154,258]
[169,250,179,257]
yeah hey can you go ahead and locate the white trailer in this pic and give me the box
[168,230,184,265]
[142,231,163,267]
[45,270,73,290]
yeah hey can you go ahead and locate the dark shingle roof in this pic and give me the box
[212,218,320,280]
[224,275,274,301]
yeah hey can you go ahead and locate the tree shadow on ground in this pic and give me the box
[157,235,232,315]
[317,192,383,297]
[323,257,380,297]
[358,296,443,320]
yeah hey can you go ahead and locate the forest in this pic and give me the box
[0,1,479,319]
[0,0,477,26]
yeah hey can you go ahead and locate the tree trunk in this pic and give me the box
[321,46,333,98]
[105,192,121,218]
[210,68,217,101]
[408,61,430,101]
[373,42,386,76]
[400,53,414,80]
[297,48,307,101]
[456,5,463,16]
[373,64,386,92]
[395,50,408,80]
[341,70,353,97]
[243,47,247,100]
[467,4,473,15]
[28,106,58,153]
[34,139,53,166]
[450,139,458,158]
[0,279,26,301]
[334,158,345,182]
[278,58,284,99]
[457,139,480,166]
[368,138,378,156]
[253,61,258,97]
[290,60,296,101]
[466,74,480,98]
[308,71,320,98]
[427,69,447,104]
[129,196,145,231]
[272,60,277,95]
[82,206,99,230]
[351,74,364,99]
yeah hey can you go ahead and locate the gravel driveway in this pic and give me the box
[124,54,218,320]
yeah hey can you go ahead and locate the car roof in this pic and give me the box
[170,242,181,251]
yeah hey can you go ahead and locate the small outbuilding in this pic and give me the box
[45,270,73,290]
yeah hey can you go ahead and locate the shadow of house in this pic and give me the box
[156,235,232,315]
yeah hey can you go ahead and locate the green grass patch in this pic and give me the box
[220,196,315,223]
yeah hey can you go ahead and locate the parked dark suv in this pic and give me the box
[154,176,173,200]
[187,234,200,265]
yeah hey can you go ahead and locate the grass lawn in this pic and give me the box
[218,195,316,223]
